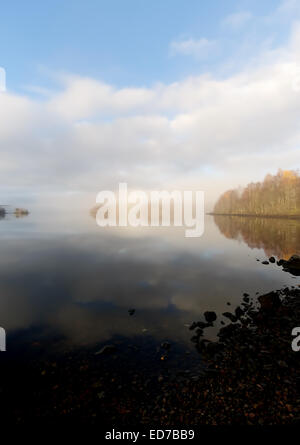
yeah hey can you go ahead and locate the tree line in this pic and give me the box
[214,170,300,217]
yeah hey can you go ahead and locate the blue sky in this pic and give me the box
[0,0,294,93]
[0,0,300,209]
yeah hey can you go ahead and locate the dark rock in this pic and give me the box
[262,261,269,265]
[218,323,240,339]
[258,291,281,312]
[288,254,300,264]
[243,293,250,303]
[128,309,135,316]
[195,329,204,337]
[205,342,223,355]
[204,311,217,323]
[278,255,300,275]
[189,322,197,330]
[269,256,276,263]
[235,306,244,319]
[196,321,210,329]
[222,312,237,322]
[283,255,300,275]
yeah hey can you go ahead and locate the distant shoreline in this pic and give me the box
[208,213,300,220]
[0,206,29,217]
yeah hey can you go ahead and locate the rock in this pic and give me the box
[235,306,244,319]
[269,257,276,263]
[286,255,300,269]
[222,312,237,322]
[278,255,300,275]
[258,291,281,312]
[262,261,269,265]
[204,311,217,323]
[218,323,240,339]
[196,321,210,329]
[189,322,197,330]
[128,309,135,316]
[205,342,223,355]
[289,254,300,262]
[191,328,204,341]
[95,344,117,355]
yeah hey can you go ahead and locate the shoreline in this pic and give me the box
[2,281,299,425]
[0,206,29,217]
[208,212,300,220]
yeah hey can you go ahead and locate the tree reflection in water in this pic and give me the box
[214,215,300,260]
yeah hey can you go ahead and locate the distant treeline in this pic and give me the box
[0,206,29,218]
[214,170,300,217]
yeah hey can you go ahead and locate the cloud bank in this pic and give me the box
[1,21,300,210]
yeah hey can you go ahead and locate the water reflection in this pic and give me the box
[214,215,300,259]
[0,214,297,353]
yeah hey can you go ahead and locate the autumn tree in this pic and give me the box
[214,170,300,216]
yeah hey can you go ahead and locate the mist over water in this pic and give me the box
[0,212,297,354]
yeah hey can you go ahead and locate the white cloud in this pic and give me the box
[48,76,155,120]
[222,11,253,30]
[169,38,216,59]
[1,23,300,210]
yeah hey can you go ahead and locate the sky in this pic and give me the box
[0,0,300,211]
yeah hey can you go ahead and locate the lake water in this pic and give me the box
[0,211,299,420]
[0,212,298,358]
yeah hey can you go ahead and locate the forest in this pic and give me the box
[213,170,300,217]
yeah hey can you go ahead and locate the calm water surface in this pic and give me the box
[0,211,298,366]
